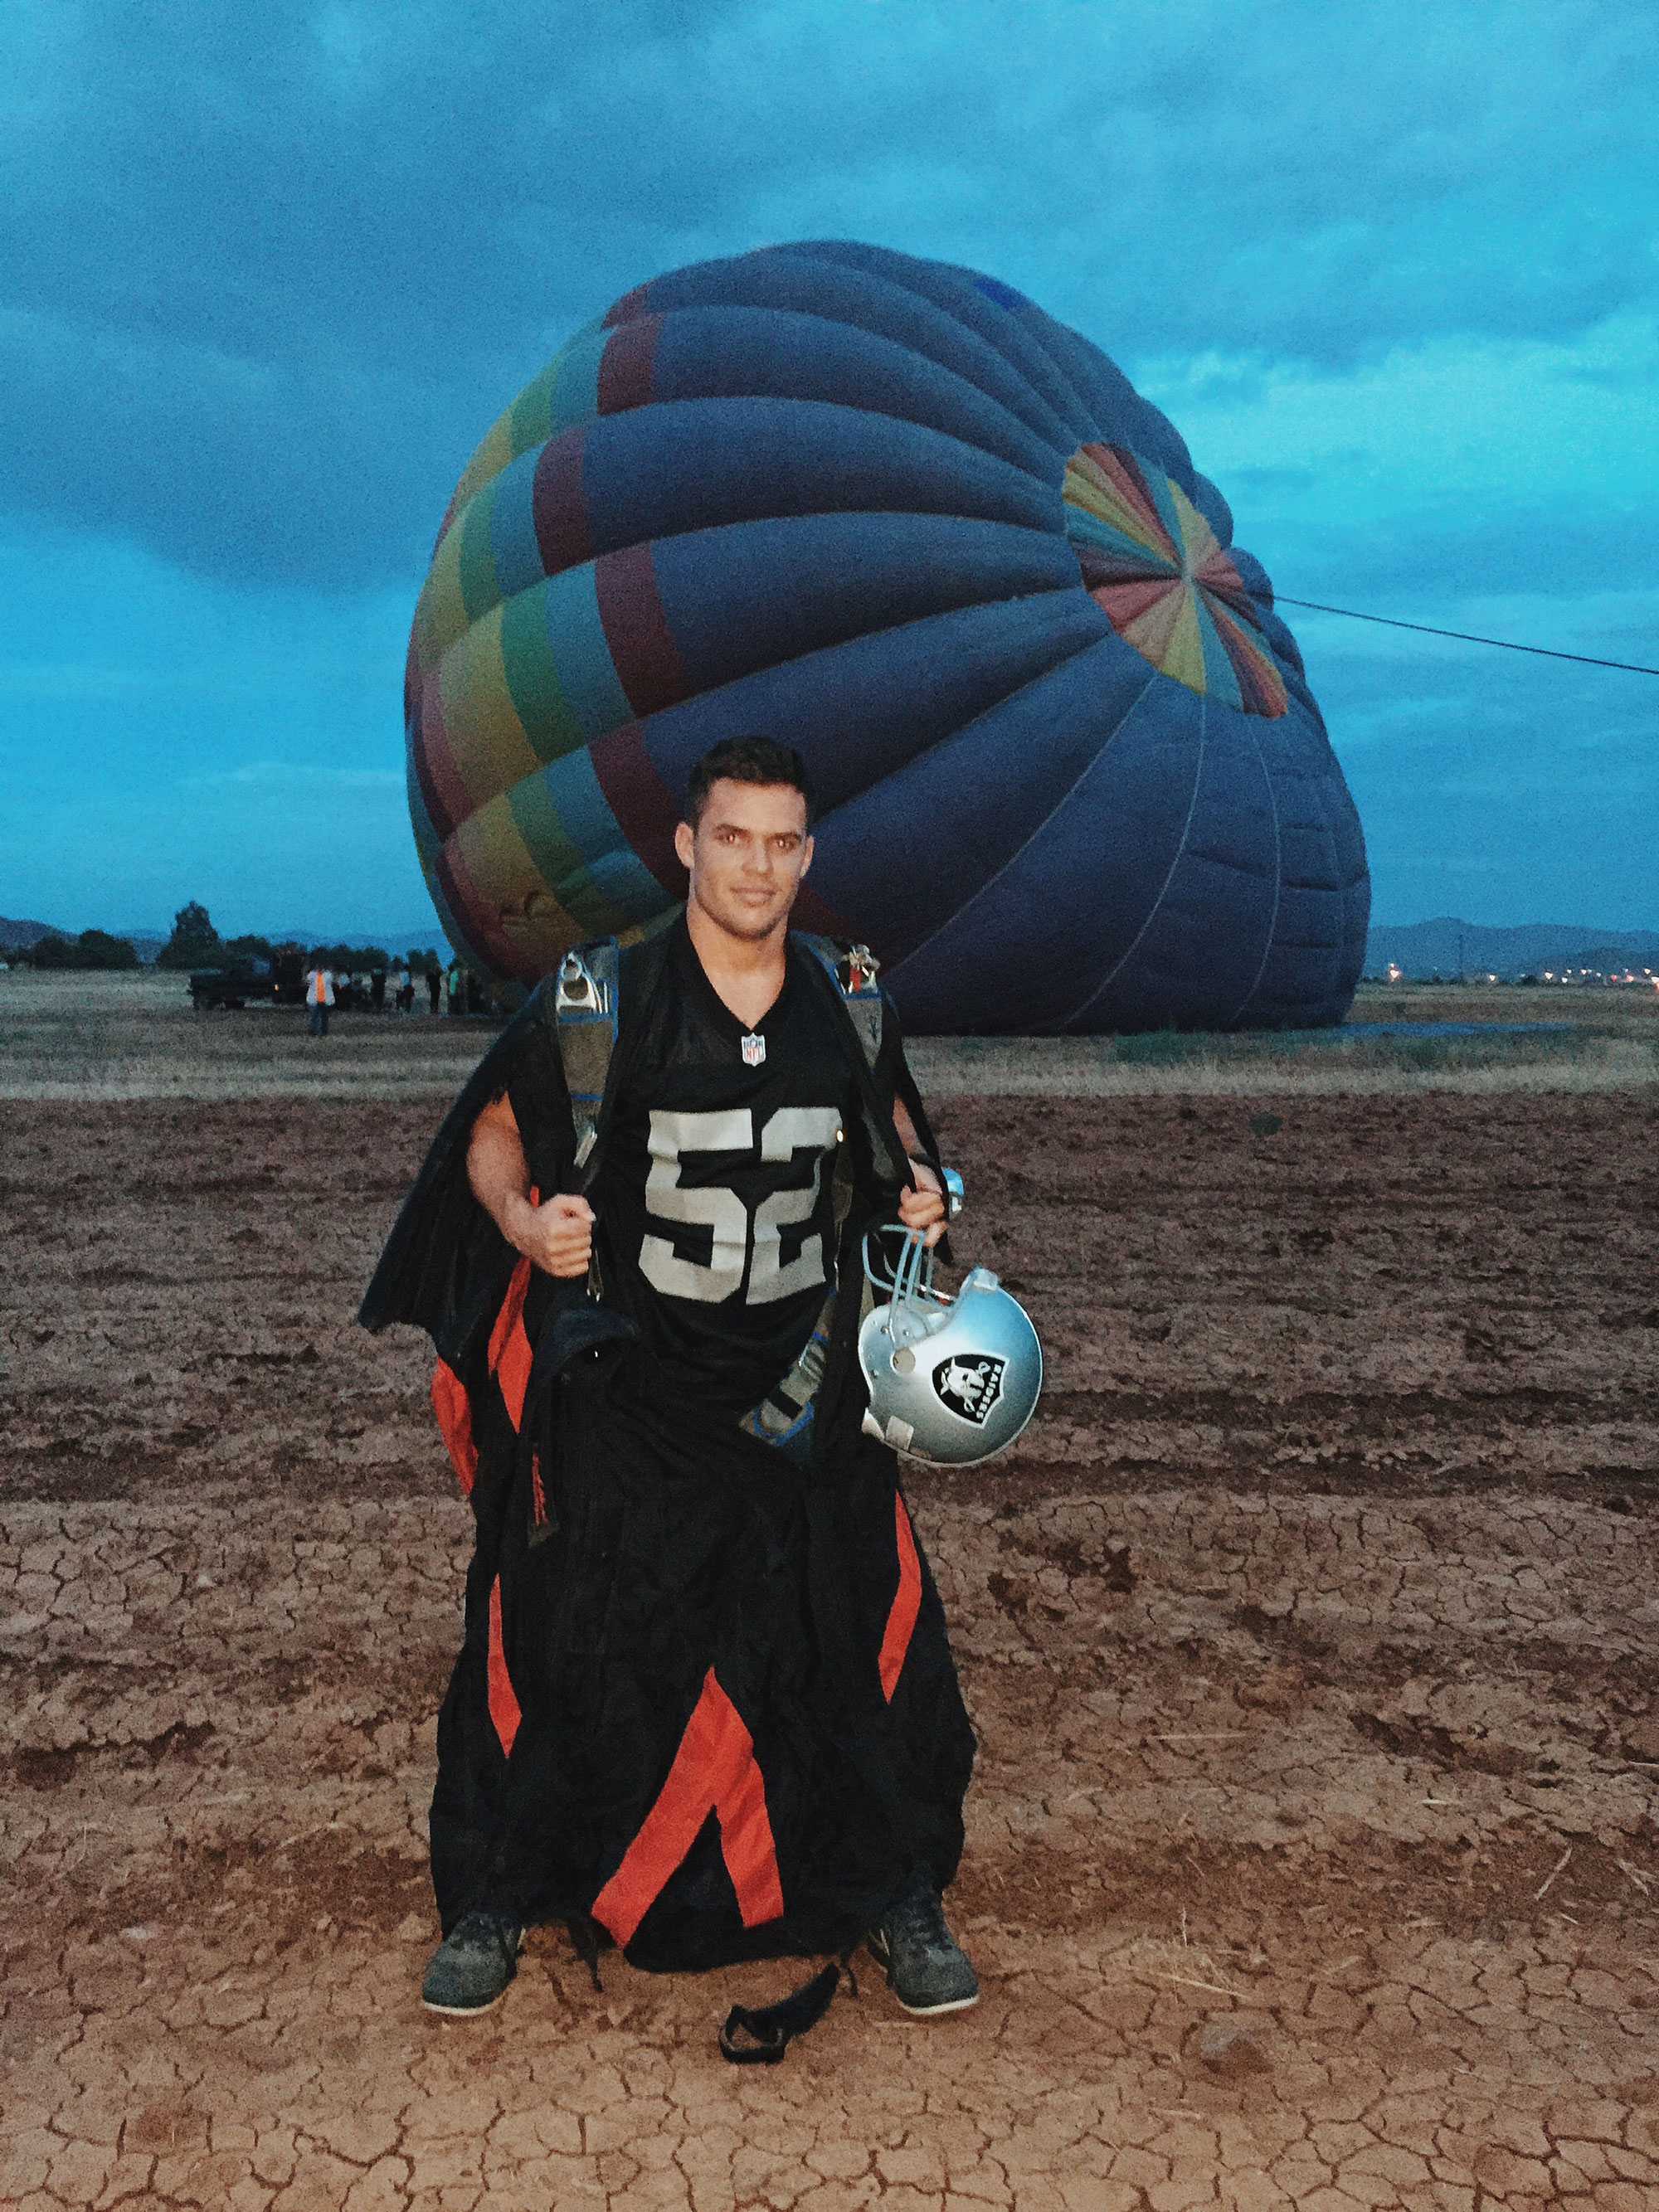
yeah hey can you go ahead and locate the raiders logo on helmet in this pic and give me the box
[934,1354,1005,1427]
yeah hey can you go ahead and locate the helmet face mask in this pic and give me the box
[859,1229,1043,1466]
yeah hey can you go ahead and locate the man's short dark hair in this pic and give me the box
[684,737,817,831]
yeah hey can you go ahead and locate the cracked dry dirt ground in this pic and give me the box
[3,1089,1658,2212]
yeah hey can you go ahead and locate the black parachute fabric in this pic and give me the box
[361,928,975,1971]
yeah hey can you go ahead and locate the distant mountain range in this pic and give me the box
[1363,918,1659,978]
[0,917,59,951]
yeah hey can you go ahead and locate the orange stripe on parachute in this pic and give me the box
[878,1492,922,1701]
[431,1359,478,1496]
[488,1253,534,1431]
[591,1669,784,1947]
[487,1575,521,1756]
[442,1199,546,1750]
[430,1188,539,1490]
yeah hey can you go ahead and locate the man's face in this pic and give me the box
[674,779,814,945]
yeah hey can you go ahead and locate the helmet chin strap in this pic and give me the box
[863,1225,951,1353]
[864,1223,934,1296]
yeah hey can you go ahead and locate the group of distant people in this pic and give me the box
[303,960,478,1036]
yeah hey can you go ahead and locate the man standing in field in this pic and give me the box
[362,737,978,2037]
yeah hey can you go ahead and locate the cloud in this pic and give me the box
[2,0,1654,938]
[1150,316,1659,528]
[1272,513,1659,620]
[1334,668,1659,929]
[2,0,1657,587]
[0,522,421,936]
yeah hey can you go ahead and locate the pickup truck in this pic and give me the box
[188,952,305,1010]
[189,961,267,1010]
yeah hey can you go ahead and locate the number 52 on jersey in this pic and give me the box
[640,1107,843,1306]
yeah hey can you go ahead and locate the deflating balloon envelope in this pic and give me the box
[406,241,1369,1032]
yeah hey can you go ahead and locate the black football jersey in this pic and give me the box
[593,919,864,1412]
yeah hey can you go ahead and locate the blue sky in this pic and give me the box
[2,0,1655,938]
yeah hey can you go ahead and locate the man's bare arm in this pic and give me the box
[467,1093,594,1279]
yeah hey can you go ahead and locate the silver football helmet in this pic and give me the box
[858,1228,1042,1466]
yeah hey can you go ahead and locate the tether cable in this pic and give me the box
[1274,597,1659,678]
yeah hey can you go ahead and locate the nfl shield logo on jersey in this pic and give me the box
[933,1354,1005,1427]
[741,1033,766,1067]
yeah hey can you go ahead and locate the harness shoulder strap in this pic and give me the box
[546,938,620,1172]
[795,933,884,1069]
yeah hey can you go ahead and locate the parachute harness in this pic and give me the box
[547,930,907,1465]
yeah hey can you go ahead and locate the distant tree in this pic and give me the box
[157,902,222,970]
[224,934,273,964]
[76,928,139,970]
[328,944,385,970]
[24,929,139,970]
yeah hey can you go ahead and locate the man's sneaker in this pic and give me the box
[421,1913,522,2016]
[866,1879,979,2015]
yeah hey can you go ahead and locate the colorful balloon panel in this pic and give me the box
[406,242,1369,1030]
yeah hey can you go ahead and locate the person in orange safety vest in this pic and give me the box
[304,963,335,1038]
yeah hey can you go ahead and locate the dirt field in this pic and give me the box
[3,989,1658,2210]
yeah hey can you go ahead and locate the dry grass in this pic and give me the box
[0,968,485,1101]
[2,966,1654,1102]
[1348,978,1659,1028]
[907,1028,1659,1098]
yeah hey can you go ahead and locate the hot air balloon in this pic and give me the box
[406,242,1368,1032]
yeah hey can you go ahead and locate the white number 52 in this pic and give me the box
[640,1106,842,1305]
